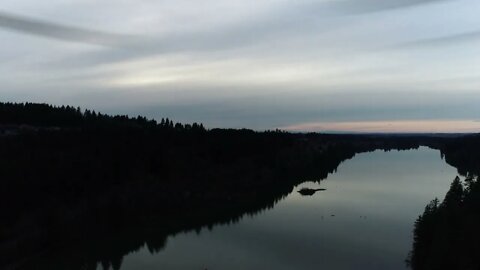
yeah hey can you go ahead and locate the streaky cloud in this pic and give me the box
[45,13,345,69]
[0,11,136,47]
[44,0,454,69]
[324,0,451,14]
[395,30,480,48]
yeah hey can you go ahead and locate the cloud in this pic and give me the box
[324,0,450,14]
[44,14,342,69]
[0,0,454,68]
[0,10,135,47]
[395,30,480,48]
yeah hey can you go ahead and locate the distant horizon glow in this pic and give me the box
[280,120,480,133]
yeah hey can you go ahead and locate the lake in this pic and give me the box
[115,147,459,270]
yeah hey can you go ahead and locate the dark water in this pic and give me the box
[112,147,458,270]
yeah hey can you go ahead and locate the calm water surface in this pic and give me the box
[118,147,459,270]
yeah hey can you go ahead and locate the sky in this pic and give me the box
[1,0,480,132]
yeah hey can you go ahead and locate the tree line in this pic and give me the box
[0,101,205,131]
[407,174,480,270]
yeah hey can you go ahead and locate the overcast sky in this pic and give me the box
[1,0,480,132]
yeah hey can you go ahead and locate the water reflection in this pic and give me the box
[112,147,457,270]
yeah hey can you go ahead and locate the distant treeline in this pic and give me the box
[0,102,205,131]
[438,135,480,176]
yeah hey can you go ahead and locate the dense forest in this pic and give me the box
[0,102,479,270]
[406,175,480,270]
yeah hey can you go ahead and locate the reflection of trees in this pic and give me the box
[10,135,362,270]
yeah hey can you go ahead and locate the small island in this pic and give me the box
[298,188,326,196]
